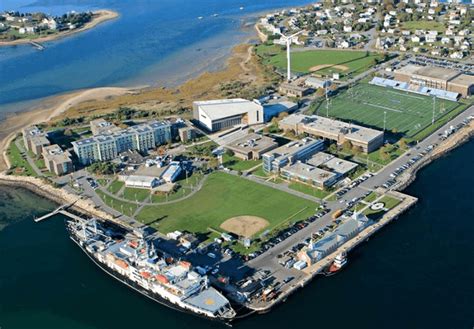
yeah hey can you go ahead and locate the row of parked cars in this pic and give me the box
[335,172,374,200]
[386,144,436,188]
[242,208,330,262]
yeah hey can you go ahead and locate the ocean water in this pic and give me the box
[1,140,473,329]
[0,0,312,116]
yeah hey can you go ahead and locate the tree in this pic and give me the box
[248,128,255,134]
[342,140,353,152]
[225,149,235,157]
[379,147,390,162]
[352,145,363,155]
[277,112,289,120]
[399,138,409,150]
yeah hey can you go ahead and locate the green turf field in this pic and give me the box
[313,83,460,137]
[136,172,317,236]
[257,46,383,77]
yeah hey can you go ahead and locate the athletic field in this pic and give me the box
[313,83,460,137]
[136,172,317,237]
[256,45,383,77]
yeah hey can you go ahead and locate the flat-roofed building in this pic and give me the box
[123,175,160,189]
[192,99,263,132]
[42,144,73,176]
[323,157,358,177]
[178,126,199,143]
[281,161,338,188]
[262,101,298,122]
[305,77,331,89]
[225,133,278,160]
[280,114,384,153]
[394,64,474,97]
[161,161,182,183]
[90,118,121,135]
[22,126,51,155]
[72,120,171,165]
[262,137,324,173]
[279,82,312,97]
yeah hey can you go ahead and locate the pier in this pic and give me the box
[34,202,77,222]
[29,41,45,50]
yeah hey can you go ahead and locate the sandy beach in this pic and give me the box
[0,40,269,171]
[0,87,135,171]
[0,10,119,47]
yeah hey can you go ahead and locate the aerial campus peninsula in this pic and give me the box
[1,0,473,324]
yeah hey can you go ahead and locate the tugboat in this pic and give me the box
[325,252,347,276]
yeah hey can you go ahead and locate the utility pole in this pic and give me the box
[383,110,387,131]
[432,96,436,125]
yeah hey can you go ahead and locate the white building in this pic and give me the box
[123,175,160,189]
[193,99,264,132]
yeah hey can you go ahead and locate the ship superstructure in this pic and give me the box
[67,218,236,321]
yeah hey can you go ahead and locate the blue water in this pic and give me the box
[0,0,312,115]
[1,140,473,329]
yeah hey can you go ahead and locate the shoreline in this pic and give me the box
[0,87,138,171]
[0,105,472,318]
[0,10,119,47]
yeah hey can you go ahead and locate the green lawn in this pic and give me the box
[6,138,36,177]
[107,180,124,195]
[401,20,445,32]
[288,182,330,199]
[408,103,469,142]
[363,192,379,203]
[222,154,261,171]
[313,83,460,138]
[137,172,318,236]
[258,47,383,77]
[364,195,401,218]
[96,190,139,217]
[251,165,270,178]
[122,187,151,202]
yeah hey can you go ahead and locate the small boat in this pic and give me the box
[239,6,244,10]
[198,16,203,20]
[212,13,218,17]
[326,252,347,275]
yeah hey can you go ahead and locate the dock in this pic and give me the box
[34,202,77,222]
[29,40,45,50]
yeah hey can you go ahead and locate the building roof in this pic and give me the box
[124,175,158,186]
[42,144,71,164]
[396,64,462,82]
[281,161,337,185]
[302,115,383,144]
[265,138,323,161]
[226,133,277,153]
[449,74,474,87]
[263,101,298,118]
[323,157,358,176]
[194,99,262,121]
[414,65,460,81]
[306,152,335,167]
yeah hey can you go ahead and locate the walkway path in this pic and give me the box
[95,174,209,207]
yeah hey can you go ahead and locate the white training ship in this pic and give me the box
[67,218,236,322]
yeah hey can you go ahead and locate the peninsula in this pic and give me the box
[1,0,473,324]
[0,9,118,47]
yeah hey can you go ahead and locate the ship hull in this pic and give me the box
[68,232,233,324]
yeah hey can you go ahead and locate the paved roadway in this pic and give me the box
[245,105,474,285]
